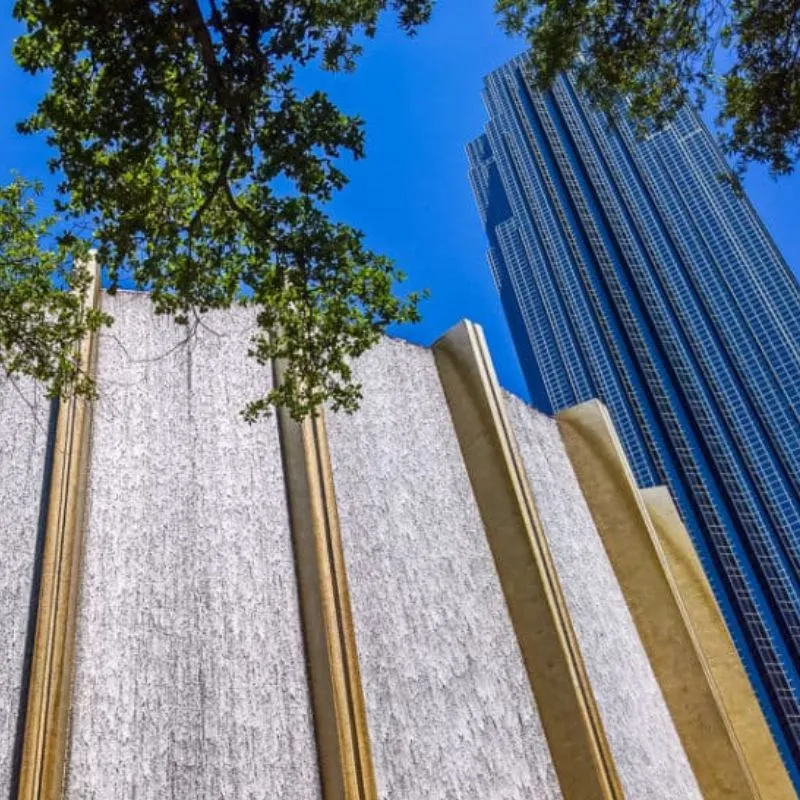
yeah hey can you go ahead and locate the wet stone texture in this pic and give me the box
[3,296,704,799]
[326,337,562,800]
[505,392,701,800]
[65,293,320,800]
[0,378,49,798]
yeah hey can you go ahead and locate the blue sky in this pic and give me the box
[1,0,798,399]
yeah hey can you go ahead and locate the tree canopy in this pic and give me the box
[5,0,431,420]
[2,0,798,420]
[497,0,800,175]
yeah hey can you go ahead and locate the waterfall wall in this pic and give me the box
[0,381,50,799]
[64,294,319,799]
[1,294,773,799]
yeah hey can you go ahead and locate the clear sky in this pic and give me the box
[1,0,798,400]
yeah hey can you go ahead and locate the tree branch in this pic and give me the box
[178,0,227,105]
[188,150,232,234]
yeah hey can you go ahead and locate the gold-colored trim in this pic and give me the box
[432,321,622,800]
[557,401,758,799]
[643,486,796,800]
[273,375,377,800]
[18,255,100,800]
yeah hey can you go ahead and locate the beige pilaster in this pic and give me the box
[272,382,377,800]
[643,486,796,800]
[557,400,758,799]
[433,321,622,800]
[18,256,101,800]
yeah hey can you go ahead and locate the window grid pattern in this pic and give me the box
[620,112,800,485]
[488,64,661,484]
[488,128,590,406]
[621,111,800,444]
[676,116,800,376]
[546,76,800,654]
[583,92,800,490]
[486,246,503,293]
[495,217,575,406]
[611,112,800,576]
[468,55,800,772]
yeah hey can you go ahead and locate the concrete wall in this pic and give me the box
[64,293,320,799]
[504,393,702,800]
[326,337,561,800]
[0,379,50,798]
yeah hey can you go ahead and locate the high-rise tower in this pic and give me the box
[468,55,800,778]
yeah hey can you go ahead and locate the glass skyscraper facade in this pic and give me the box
[468,55,800,779]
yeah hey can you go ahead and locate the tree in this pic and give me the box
[4,0,432,420]
[0,177,110,400]
[496,0,800,175]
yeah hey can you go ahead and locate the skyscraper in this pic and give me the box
[468,55,800,779]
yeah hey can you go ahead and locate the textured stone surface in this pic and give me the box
[65,293,319,800]
[326,337,561,800]
[505,393,701,800]
[644,486,795,800]
[0,378,49,798]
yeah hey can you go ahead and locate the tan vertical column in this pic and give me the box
[272,369,377,800]
[557,400,759,799]
[18,256,101,800]
[643,486,796,800]
[433,321,622,800]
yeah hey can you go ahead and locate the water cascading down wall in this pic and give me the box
[0,274,791,799]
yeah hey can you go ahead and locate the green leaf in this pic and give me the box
[496,0,800,175]
[6,0,433,417]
